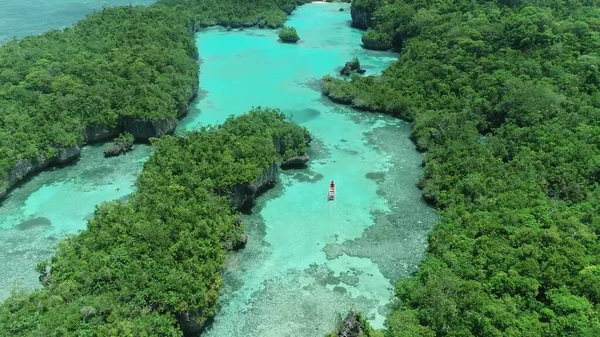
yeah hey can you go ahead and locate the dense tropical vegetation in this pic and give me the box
[104,132,134,157]
[161,0,312,28]
[0,0,309,199]
[324,0,600,335]
[0,5,198,194]
[0,108,310,336]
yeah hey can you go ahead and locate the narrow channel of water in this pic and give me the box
[182,3,437,335]
[0,3,437,335]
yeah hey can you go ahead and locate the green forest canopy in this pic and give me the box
[0,0,309,194]
[0,108,311,336]
[324,0,600,335]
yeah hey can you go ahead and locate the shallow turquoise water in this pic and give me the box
[0,2,437,334]
[0,0,156,43]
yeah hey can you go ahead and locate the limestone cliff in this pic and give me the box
[361,35,391,51]
[83,124,121,143]
[121,116,178,140]
[0,82,198,203]
[230,163,279,211]
[351,0,383,30]
[0,145,81,199]
[351,5,370,30]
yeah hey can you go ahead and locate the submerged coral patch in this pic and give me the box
[290,171,324,183]
[365,172,385,182]
[16,217,51,231]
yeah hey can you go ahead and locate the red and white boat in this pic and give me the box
[327,180,335,201]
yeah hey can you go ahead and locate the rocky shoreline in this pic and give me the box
[0,84,199,203]
[0,146,82,201]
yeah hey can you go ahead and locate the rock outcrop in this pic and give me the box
[362,35,390,51]
[83,124,121,143]
[340,58,366,76]
[121,116,178,140]
[351,4,371,30]
[104,133,134,157]
[281,153,310,168]
[176,312,211,337]
[279,26,300,43]
[332,311,369,337]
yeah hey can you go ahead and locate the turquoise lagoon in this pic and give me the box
[183,3,437,335]
[0,2,437,335]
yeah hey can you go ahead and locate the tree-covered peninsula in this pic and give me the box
[325,0,600,335]
[0,0,311,202]
[0,108,311,336]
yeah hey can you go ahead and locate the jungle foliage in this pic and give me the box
[324,0,600,335]
[278,26,300,43]
[160,0,312,28]
[0,108,310,336]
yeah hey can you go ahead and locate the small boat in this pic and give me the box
[328,180,335,201]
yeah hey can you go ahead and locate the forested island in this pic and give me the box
[0,108,311,335]
[278,26,301,43]
[0,0,311,201]
[325,0,600,335]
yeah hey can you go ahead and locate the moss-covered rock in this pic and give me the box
[103,132,134,157]
[361,29,391,50]
[278,25,300,43]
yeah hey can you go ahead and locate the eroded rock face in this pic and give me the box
[335,311,365,337]
[54,146,82,164]
[83,124,120,143]
[121,117,178,140]
[362,36,390,51]
[176,312,210,337]
[230,163,279,211]
[351,5,370,30]
[0,145,81,202]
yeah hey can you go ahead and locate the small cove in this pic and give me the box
[0,2,437,334]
